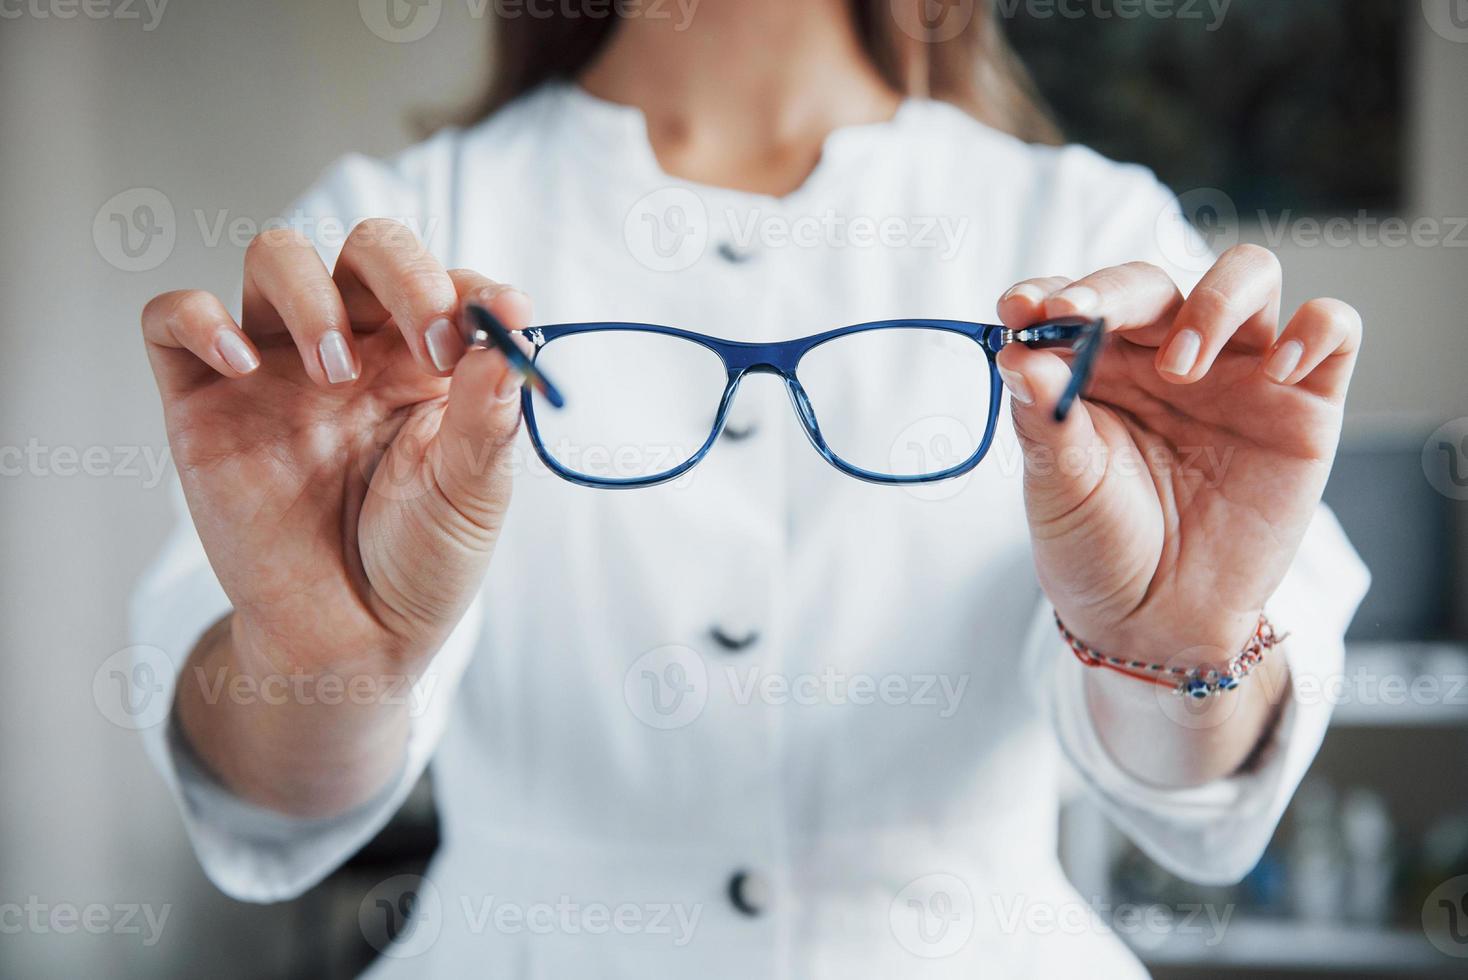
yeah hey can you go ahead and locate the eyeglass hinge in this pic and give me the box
[526,327,545,348]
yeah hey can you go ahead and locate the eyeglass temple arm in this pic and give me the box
[987,317,1106,423]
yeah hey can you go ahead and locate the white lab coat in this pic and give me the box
[130,84,1369,978]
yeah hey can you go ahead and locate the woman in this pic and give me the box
[133,1,1368,975]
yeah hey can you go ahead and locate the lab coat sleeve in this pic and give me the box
[130,491,481,904]
[1024,156,1369,884]
[128,144,478,903]
[1032,505,1368,885]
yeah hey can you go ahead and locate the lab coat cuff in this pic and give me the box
[1035,507,1369,886]
[147,596,482,903]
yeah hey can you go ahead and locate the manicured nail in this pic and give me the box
[1052,285,1099,314]
[495,360,524,402]
[216,330,258,374]
[318,330,357,384]
[1264,339,1304,383]
[998,367,1033,405]
[424,317,461,373]
[1160,329,1202,377]
[1002,284,1045,305]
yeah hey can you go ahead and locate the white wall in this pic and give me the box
[0,5,486,976]
[0,5,1463,977]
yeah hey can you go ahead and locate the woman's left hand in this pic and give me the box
[995,244,1362,666]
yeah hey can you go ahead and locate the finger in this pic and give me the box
[447,268,532,328]
[429,287,536,531]
[1041,261,1184,337]
[242,229,357,387]
[141,289,260,396]
[1157,244,1282,384]
[415,269,535,376]
[997,276,1073,326]
[1261,298,1363,399]
[432,349,523,527]
[333,219,459,375]
[994,343,1107,525]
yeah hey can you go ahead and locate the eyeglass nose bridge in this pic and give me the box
[719,340,803,375]
[715,347,827,450]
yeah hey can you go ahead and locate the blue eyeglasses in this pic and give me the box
[507,316,1103,489]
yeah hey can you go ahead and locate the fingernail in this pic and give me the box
[424,317,461,373]
[998,367,1033,405]
[1264,339,1304,383]
[495,360,524,403]
[318,330,357,384]
[496,287,534,324]
[1160,329,1202,377]
[1002,284,1045,305]
[1052,286,1099,314]
[216,330,258,374]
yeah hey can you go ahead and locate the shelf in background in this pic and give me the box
[1330,642,1468,728]
[1132,917,1450,972]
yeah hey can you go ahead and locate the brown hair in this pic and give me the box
[465,1,1061,145]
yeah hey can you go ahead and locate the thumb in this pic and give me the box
[995,344,1108,526]
[430,288,533,535]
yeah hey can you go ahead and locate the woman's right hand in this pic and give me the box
[142,220,529,813]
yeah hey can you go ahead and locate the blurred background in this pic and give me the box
[2,1,1466,977]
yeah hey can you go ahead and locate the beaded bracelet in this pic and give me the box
[1055,611,1286,700]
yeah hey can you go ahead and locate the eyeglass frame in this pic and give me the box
[519,316,1105,489]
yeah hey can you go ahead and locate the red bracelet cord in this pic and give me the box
[1055,612,1286,698]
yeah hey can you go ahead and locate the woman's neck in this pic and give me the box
[579,0,902,195]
